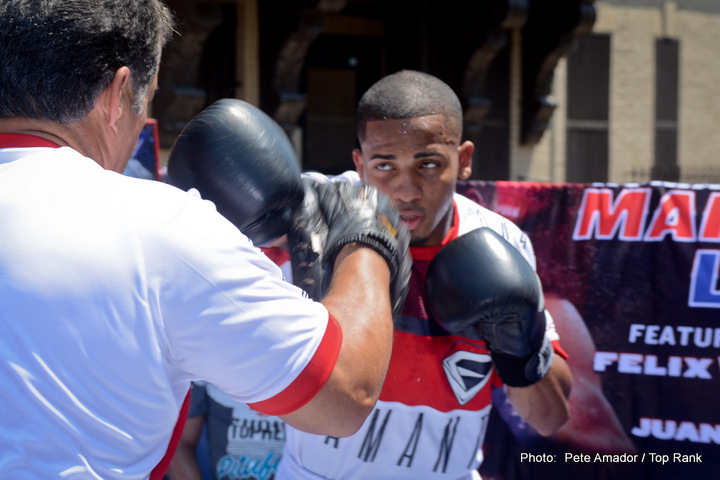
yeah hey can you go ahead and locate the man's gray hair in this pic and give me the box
[0,0,175,124]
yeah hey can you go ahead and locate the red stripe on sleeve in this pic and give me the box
[249,312,342,416]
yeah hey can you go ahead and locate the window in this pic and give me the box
[566,34,610,183]
[653,38,679,181]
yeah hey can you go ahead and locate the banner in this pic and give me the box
[456,180,720,480]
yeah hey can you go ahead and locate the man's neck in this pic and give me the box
[0,118,71,149]
[0,116,109,169]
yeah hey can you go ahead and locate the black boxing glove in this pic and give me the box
[167,99,304,246]
[426,227,553,387]
[288,179,411,319]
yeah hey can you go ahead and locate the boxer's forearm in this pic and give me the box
[281,244,393,437]
[507,354,572,436]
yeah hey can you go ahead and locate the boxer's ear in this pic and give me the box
[457,140,473,180]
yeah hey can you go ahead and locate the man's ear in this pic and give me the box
[458,140,474,180]
[352,148,365,179]
[97,67,131,128]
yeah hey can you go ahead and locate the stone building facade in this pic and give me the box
[152,0,720,184]
[529,0,720,184]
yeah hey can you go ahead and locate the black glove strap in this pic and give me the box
[490,335,554,387]
[324,234,398,281]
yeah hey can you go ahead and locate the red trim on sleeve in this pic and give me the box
[551,339,569,360]
[150,389,191,480]
[249,312,342,416]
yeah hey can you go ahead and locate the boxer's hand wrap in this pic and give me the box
[288,179,411,318]
[426,227,553,387]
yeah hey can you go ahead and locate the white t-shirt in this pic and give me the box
[279,171,559,480]
[0,146,338,479]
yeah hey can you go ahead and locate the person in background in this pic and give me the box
[166,380,286,480]
[0,2,409,479]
